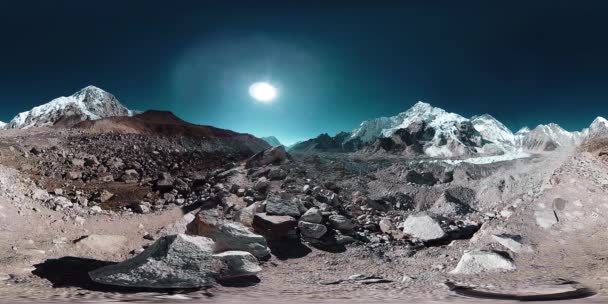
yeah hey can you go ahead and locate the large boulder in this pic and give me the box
[401,213,447,242]
[265,192,301,217]
[252,213,297,240]
[189,211,270,260]
[245,146,289,168]
[90,234,222,288]
[450,250,516,274]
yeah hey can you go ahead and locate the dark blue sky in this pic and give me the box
[1,0,608,144]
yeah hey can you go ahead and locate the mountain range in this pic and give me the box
[2,86,606,160]
[291,101,608,158]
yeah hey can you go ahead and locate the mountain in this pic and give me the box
[6,86,132,129]
[292,101,608,158]
[0,121,5,129]
[74,110,270,156]
[261,136,282,147]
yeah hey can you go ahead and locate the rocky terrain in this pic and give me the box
[0,87,607,303]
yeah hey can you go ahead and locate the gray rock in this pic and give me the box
[265,193,301,217]
[253,177,270,193]
[98,190,114,203]
[214,251,261,279]
[300,207,323,224]
[401,213,447,242]
[245,146,289,168]
[158,213,196,236]
[429,192,473,216]
[52,196,73,209]
[66,171,82,180]
[189,212,270,260]
[450,250,516,274]
[268,168,287,180]
[89,234,222,288]
[328,215,356,230]
[298,221,327,239]
[155,172,174,192]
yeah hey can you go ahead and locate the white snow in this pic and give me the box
[6,86,131,129]
[440,151,530,165]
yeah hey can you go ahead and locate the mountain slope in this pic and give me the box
[261,136,282,147]
[6,86,132,129]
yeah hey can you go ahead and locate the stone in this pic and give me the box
[252,213,298,240]
[89,234,223,288]
[132,202,151,214]
[253,177,270,193]
[52,196,73,209]
[265,192,301,217]
[236,202,263,227]
[173,178,189,193]
[190,211,271,260]
[53,188,63,196]
[213,251,261,279]
[98,190,114,203]
[268,168,287,180]
[120,169,140,183]
[379,218,396,234]
[298,221,327,239]
[66,171,82,180]
[76,235,128,254]
[300,207,323,224]
[245,146,289,168]
[450,250,516,274]
[71,158,85,167]
[155,172,174,192]
[491,234,533,253]
[91,206,103,213]
[535,209,558,228]
[404,170,437,185]
[328,215,356,230]
[401,213,447,242]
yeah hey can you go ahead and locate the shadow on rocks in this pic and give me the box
[266,239,312,260]
[218,276,261,288]
[31,257,204,294]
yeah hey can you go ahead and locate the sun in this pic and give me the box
[249,82,277,102]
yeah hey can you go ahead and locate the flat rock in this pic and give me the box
[252,213,297,240]
[450,250,516,274]
[535,209,558,228]
[492,234,533,253]
[328,215,356,230]
[265,192,301,217]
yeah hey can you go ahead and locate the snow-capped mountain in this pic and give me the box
[348,102,488,157]
[0,121,5,129]
[293,101,607,158]
[6,86,132,129]
[588,116,608,137]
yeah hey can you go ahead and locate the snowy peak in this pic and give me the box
[6,86,132,129]
[261,136,282,147]
[471,114,515,145]
[589,116,608,136]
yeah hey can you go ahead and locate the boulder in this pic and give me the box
[214,251,261,279]
[98,190,114,203]
[265,192,301,217]
[298,221,327,239]
[252,213,297,240]
[76,235,128,254]
[328,215,356,230]
[253,177,270,193]
[245,146,289,168]
[404,170,437,186]
[158,213,196,236]
[268,168,287,180]
[89,234,224,288]
[236,202,263,227]
[300,207,323,224]
[190,211,270,260]
[450,250,516,274]
[401,213,447,242]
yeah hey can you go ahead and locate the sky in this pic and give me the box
[1,0,608,144]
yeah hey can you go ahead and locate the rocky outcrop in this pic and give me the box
[450,250,516,274]
[401,213,447,242]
